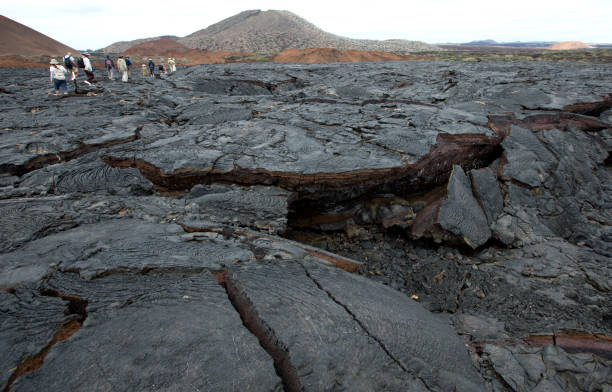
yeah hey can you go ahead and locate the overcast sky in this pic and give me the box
[3,0,611,50]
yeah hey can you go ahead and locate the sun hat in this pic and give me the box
[82,52,90,56]
[49,59,59,65]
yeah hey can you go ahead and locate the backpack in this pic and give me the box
[105,58,114,68]
[125,58,132,66]
[52,66,66,80]
[63,56,73,70]
[77,58,85,68]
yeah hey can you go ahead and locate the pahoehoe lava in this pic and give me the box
[0,61,611,391]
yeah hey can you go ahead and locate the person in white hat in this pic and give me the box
[81,53,95,85]
[49,59,68,95]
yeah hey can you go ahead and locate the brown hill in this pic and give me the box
[123,38,191,57]
[547,41,590,50]
[122,38,255,65]
[179,10,438,54]
[274,48,412,63]
[104,36,180,54]
[104,10,439,55]
[186,51,258,65]
[0,15,76,56]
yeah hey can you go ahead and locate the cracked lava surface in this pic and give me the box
[0,61,611,391]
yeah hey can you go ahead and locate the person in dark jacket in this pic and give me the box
[104,55,115,80]
[148,59,155,77]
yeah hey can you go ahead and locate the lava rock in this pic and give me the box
[11,270,282,391]
[438,165,491,249]
[0,219,253,285]
[226,261,476,391]
[0,288,70,391]
[0,61,610,392]
[501,125,557,187]
[470,167,503,225]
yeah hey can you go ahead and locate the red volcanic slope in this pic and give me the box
[274,48,410,63]
[122,38,191,57]
[547,41,590,50]
[0,15,76,56]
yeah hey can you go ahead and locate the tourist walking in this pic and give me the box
[63,52,78,81]
[148,59,155,77]
[116,56,128,82]
[82,53,95,85]
[49,59,68,95]
[104,55,115,80]
[125,56,133,76]
[168,58,176,73]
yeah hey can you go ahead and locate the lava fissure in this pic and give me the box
[562,95,612,117]
[526,332,612,360]
[223,273,303,392]
[285,144,503,245]
[39,288,89,320]
[102,131,504,203]
[299,262,435,391]
[2,319,84,392]
[0,135,138,177]
[2,290,88,392]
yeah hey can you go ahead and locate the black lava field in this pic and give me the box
[0,61,611,391]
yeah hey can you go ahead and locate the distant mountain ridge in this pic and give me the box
[0,15,75,56]
[103,10,439,54]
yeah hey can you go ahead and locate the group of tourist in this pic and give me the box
[49,52,95,95]
[140,57,177,78]
[49,52,178,95]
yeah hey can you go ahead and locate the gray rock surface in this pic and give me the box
[483,344,611,392]
[0,61,610,391]
[226,261,432,391]
[438,165,492,248]
[12,271,282,391]
[470,166,504,225]
[501,125,557,187]
[0,288,70,391]
[302,262,486,391]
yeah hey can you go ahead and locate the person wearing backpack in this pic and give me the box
[77,56,86,70]
[116,55,128,82]
[104,55,115,80]
[148,59,155,77]
[63,52,78,81]
[49,59,68,95]
[81,53,95,85]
